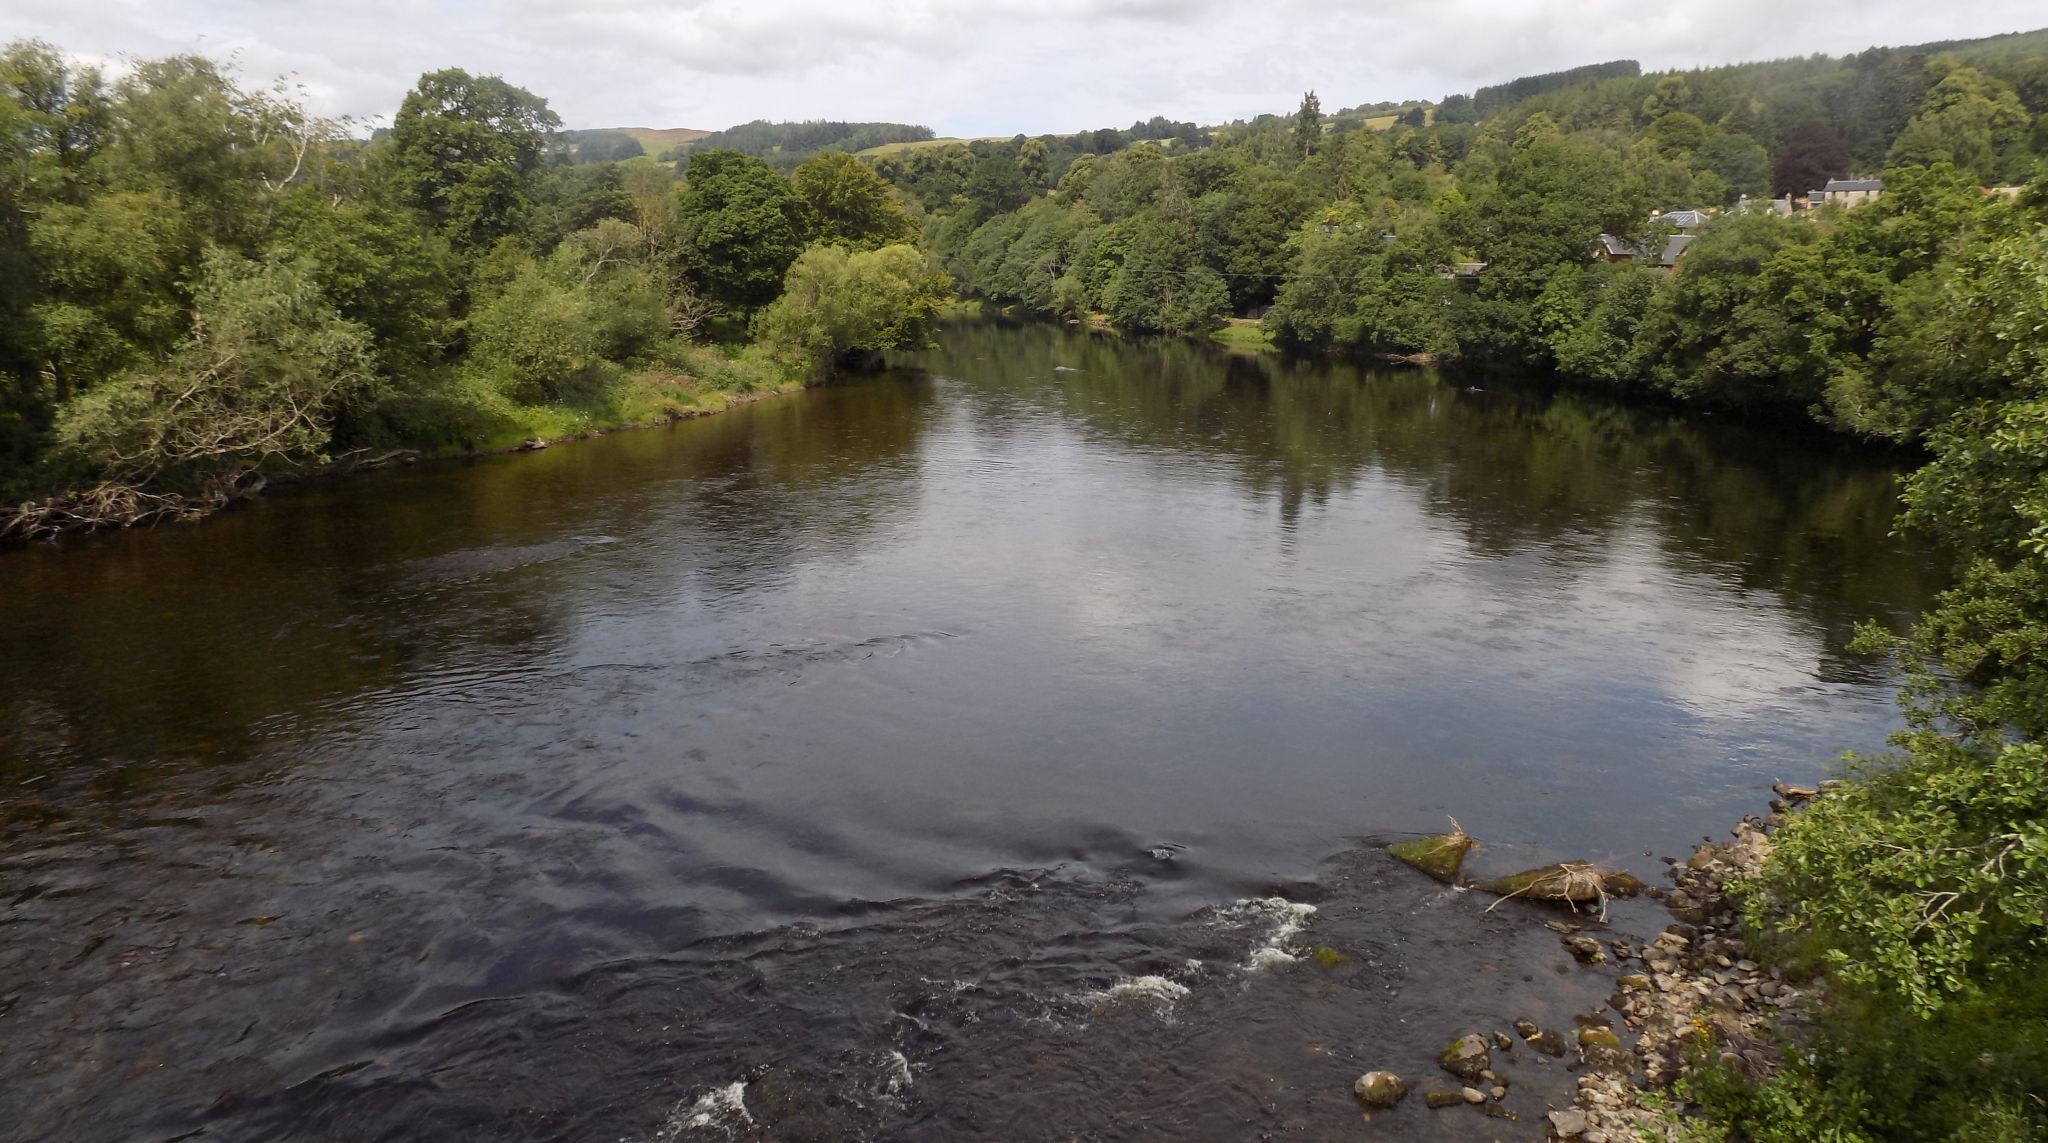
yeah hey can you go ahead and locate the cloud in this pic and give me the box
[1,0,2040,136]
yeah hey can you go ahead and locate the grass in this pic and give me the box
[363,344,798,460]
[856,136,1017,157]
[1211,318,1275,351]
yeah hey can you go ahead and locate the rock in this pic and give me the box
[1616,974,1651,993]
[1388,827,1474,883]
[1490,1085,1508,1101]
[1493,1030,1514,1051]
[1528,1029,1569,1057]
[1772,780,1818,802]
[1479,863,1644,906]
[1354,1071,1407,1109]
[1563,935,1606,964]
[1437,1033,1491,1081]
[1513,1018,1541,1040]
[1548,1107,1590,1136]
[516,437,549,451]
[1461,1086,1486,1104]
[1425,1090,1465,1109]
[1577,1026,1622,1050]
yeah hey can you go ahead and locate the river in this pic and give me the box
[0,320,1939,1141]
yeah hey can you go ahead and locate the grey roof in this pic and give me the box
[1824,178,1883,192]
[1597,233,1695,266]
[1659,209,1708,228]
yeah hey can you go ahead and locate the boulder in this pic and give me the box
[1437,1033,1491,1082]
[1354,1071,1407,1109]
[1548,1107,1590,1136]
[1479,863,1644,907]
[1388,826,1474,884]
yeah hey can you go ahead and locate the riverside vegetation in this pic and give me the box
[891,36,2048,1141]
[8,28,2048,1143]
[0,46,948,538]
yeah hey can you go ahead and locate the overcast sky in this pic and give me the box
[4,1,2042,137]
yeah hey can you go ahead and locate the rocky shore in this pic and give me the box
[1368,786,1826,1139]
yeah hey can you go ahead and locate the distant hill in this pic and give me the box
[605,126,711,151]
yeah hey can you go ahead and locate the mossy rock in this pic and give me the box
[1354,1071,1407,1109]
[1311,945,1349,969]
[1425,1090,1465,1109]
[1437,1033,1491,1081]
[1388,829,1474,883]
[1478,862,1643,905]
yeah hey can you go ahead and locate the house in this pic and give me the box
[1654,209,1708,231]
[1596,233,1695,269]
[1820,178,1882,208]
[1737,194,1793,216]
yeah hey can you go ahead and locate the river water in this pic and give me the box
[0,321,1938,1141]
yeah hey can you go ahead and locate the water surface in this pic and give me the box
[0,321,1938,1140]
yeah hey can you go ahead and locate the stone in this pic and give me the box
[1616,974,1651,993]
[1480,863,1644,905]
[1425,1091,1465,1109]
[1354,1071,1407,1109]
[1548,1107,1590,1136]
[1513,1018,1541,1040]
[1493,1031,1514,1051]
[1437,1033,1491,1081]
[1490,1085,1508,1101]
[1563,935,1606,964]
[1528,1029,1569,1057]
[1577,1026,1623,1051]
[1388,828,1474,883]
[1461,1086,1485,1104]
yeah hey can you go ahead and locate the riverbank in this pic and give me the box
[0,360,806,544]
[1377,792,1827,1141]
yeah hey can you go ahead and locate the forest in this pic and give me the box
[6,26,2048,1142]
[0,48,948,537]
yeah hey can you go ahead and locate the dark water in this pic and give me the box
[0,321,1938,1141]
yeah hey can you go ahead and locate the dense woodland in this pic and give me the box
[7,27,2048,1142]
[0,47,947,535]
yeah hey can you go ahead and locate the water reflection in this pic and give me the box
[0,319,1941,1141]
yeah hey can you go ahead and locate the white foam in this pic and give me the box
[1216,896,1317,971]
[883,1050,914,1095]
[1080,974,1192,1008]
[648,1081,753,1141]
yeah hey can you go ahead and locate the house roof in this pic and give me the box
[1824,178,1883,192]
[1597,233,1695,266]
[1659,209,1708,228]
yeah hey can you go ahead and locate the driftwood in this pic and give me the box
[3,470,267,542]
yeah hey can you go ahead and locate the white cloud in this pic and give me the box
[1,0,2039,136]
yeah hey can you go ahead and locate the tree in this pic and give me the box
[51,247,373,490]
[1773,119,1852,195]
[752,243,951,375]
[390,69,559,250]
[790,152,915,249]
[1888,66,2032,185]
[1696,131,1772,203]
[674,149,810,313]
[1294,91,1323,159]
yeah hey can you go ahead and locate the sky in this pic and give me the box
[4,1,2043,137]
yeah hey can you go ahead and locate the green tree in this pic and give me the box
[390,68,559,250]
[675,149,811,313]
[1294,91,1323,159]
[790,152,915,249]
[1888,66,2032,185]
[1696,131,1772,203]
[51,247,373,491]
[752,243,951,375]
